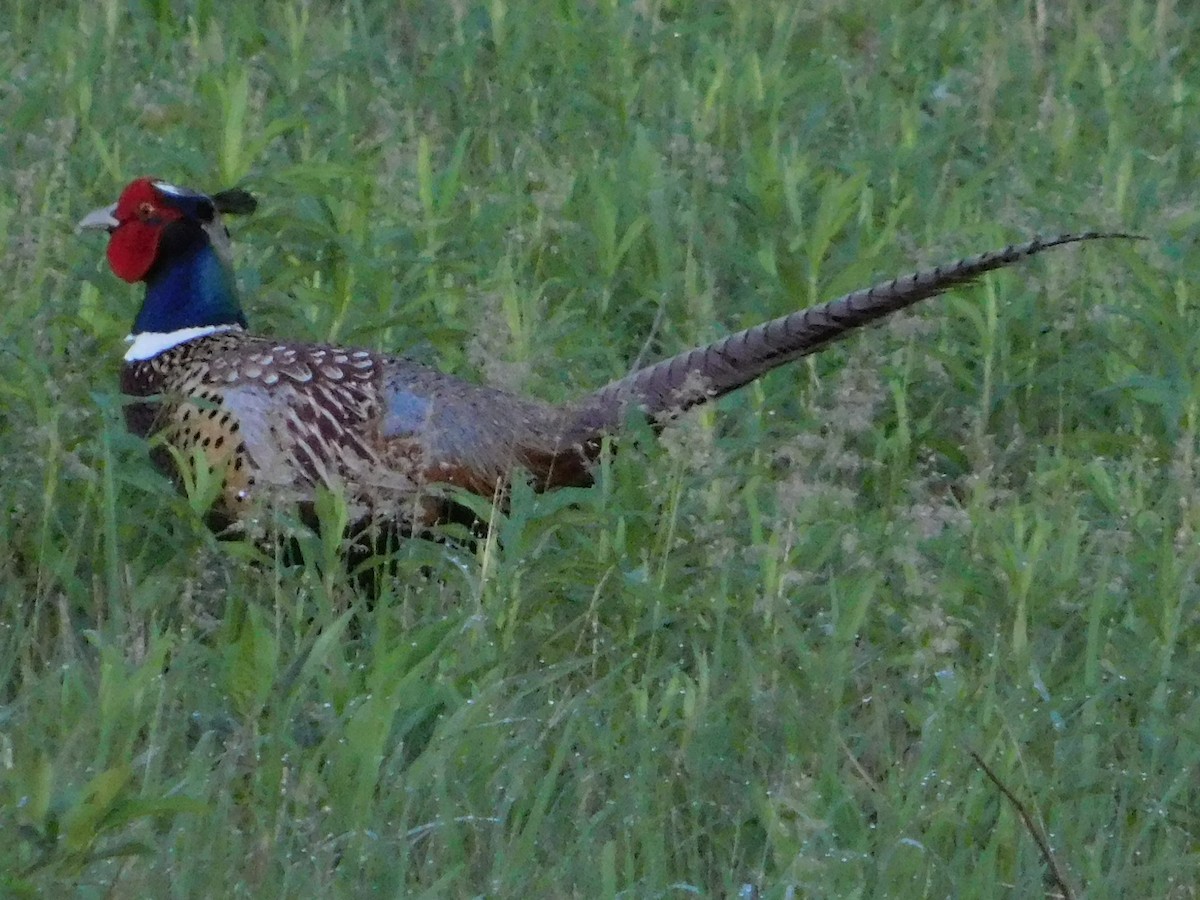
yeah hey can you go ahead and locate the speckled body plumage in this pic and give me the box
[119,328,587,531]
[79,178,1136,539]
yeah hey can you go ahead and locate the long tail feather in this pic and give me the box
[565,231,1139,442]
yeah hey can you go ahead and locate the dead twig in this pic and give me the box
[969,748,1075,900]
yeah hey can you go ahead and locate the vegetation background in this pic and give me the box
[1,0,1196,895]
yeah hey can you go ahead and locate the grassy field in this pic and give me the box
[2,0,1197,895]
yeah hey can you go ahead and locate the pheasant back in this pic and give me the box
[120,329,584,531]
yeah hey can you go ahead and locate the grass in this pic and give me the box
[1,0,1198,895]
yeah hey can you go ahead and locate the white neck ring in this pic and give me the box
[124,324,239,362]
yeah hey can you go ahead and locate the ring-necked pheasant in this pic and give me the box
[78,177,1133,537]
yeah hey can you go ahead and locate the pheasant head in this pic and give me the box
[79,178,257,355]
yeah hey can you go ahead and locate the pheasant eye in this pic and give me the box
[138,201,156,219]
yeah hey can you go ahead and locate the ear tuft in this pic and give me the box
[212,188,258,216]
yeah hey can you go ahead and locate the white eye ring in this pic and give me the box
[152,181,188,197]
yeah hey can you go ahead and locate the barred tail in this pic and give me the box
[564,232,1138,442]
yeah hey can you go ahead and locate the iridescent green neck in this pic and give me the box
[132,239,246,334]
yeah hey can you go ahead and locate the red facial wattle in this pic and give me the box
[105,178,185,283]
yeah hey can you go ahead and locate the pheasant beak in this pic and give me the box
[76,203,120,233]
